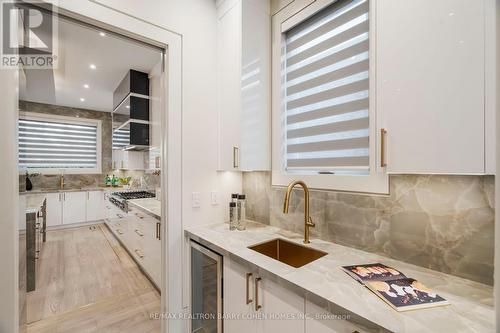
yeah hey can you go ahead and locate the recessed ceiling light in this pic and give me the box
[83,84,89,89]
[80,98,85,102]
[89,64,96,70]
[99,31,106,37]
[125,105,130,109]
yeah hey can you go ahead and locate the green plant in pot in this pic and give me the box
[118,177,132,189]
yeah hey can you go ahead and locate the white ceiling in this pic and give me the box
[20,16,162,112]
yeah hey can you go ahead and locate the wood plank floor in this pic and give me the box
[27,224,161,333]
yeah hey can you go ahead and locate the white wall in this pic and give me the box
[0,54,20,332]
[93,0,242,225]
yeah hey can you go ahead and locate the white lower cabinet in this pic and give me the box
[86,191,105,222]
[224,258,257,333]
[305,298,371,333]
[224,256,378,333]
[62,192,87,225]
[223,257,304,333]
[45,192,62,227]
[105,203,161,289]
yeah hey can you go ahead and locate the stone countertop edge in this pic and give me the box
[19,186,127,195]
[127,198,161,220]
[25,194,46,213]
[184,222,494,333]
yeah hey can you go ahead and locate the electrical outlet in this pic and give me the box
[192,192,201,208]
[211,191,219,205]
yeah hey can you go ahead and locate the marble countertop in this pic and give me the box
[25,194,46,213]
[128,198,161,219]
[185,222,494,333]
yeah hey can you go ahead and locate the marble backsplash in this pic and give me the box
[18,101,160,192]
[242,172,495,285]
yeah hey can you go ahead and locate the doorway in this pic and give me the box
[14,3,174,333]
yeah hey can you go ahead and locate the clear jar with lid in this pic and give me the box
[229,202,237,230]
[237,194,246,230]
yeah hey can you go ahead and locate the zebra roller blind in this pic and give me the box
[285,0,370,174]
[19,117,99,170]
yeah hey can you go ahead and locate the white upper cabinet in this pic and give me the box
[112,150,145,170]
[217,0,271,171]
[376,0,494,174]
[149,61,163,170]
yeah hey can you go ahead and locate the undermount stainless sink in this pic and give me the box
[248,238,327,268]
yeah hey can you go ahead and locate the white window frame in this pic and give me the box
[18,111,103,175]
[271,0,388,194]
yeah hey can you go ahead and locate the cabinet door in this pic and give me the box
[217,1,242,170]
[123,151,145,170]
[62,192,87,225]
[240,0,270,171]
[149,62,162,170]
[377,0,485,173]
[45,193,62,227]
[305,299,371,333]
[256,276,305,333]
[112,149,123,170]
[223,258,257,333]
[86,191,104,222]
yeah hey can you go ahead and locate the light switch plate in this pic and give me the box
[192,192,201,208]
[211,191,219,206]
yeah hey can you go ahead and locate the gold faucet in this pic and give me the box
[283,180,315,244]
[59,173,65,190]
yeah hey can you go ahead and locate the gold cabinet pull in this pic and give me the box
[380,128,387,168]
[245,273,253,304]
[233,146,239,169]
[116,229,123,235]
[156,222,161,240]
[135,212,144,219]
[134,229,144,237]
[254,277,262,311]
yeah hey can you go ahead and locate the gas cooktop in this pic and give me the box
[113,191,155,200]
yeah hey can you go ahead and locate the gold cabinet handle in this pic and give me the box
[254,277,262,311]
[135,212,144,219]
[116,229,123,235]
[116,213,124,219]
[245,273,253,305]
[233,146,239,169]
[113,161,116,169]
[380,128,387,168]
[156,222,161,240]
[155,156,160,169]
[134,249,145,258]
[134,229,144,237]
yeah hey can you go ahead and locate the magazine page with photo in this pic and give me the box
[341,263,450,311]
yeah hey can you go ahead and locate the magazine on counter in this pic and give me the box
[341,263,450,312]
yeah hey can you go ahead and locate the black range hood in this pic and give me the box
[112,70,150,151]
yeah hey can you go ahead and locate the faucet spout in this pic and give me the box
[282,180,315,244]
[59,172,65,190]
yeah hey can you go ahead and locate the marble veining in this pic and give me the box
[128,198,161,219]
[185,222,494,333]
[242,172,495,285]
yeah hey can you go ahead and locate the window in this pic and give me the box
[272,0,388,193]
[18,113,102,174]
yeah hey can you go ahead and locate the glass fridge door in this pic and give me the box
[191,241,223,333]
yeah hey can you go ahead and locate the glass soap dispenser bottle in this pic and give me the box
[237,194,246,230]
